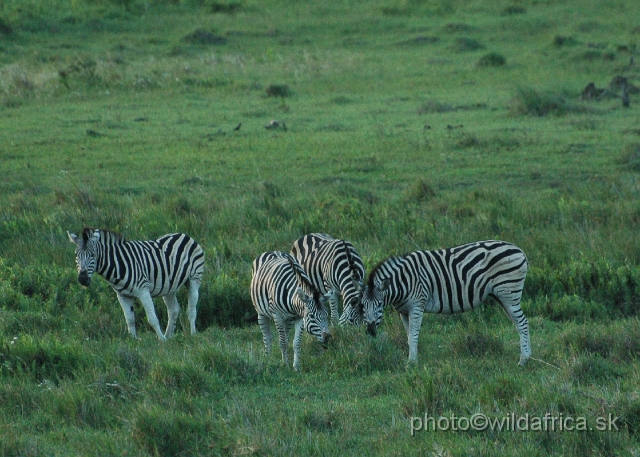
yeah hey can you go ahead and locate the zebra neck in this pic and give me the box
[383,262,414,304]
[291,295,307,317]
[94,240,122,277]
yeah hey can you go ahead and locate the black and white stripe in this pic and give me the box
[362,240,531,366]
[68,228,205,340]
[290,233,365,326]
[250,251,331,371]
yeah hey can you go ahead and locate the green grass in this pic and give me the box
[1,0,640,455]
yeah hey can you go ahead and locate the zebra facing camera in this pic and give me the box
[77,270,91,287]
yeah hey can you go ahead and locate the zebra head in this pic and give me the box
[362,276,391,337]
[288,253,331,344]
[338,277,365,326]
[337,241,366,326]
[295,288,331,345]
[67,228,101,287]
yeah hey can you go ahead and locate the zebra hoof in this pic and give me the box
[518,356,530,367]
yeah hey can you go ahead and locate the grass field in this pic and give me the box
[1,0,640,455]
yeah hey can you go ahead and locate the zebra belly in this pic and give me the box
[148,280,184,298]
[422,295,484,314]
[110,278,184,298]
[266,306,300,322]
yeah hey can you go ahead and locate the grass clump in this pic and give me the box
[565,354,622,384]
[265,83,292,98]
[404,179,436,203]
[560,321,640,361]
[0,335,84,382]
[449,324,504,358]
[477,52,506,67]
[150,361,222,397]
[553,35,579,47]
[501,5,527,15]
[509,87,582,116]
[210,2,242,13]
[131,406,230,456]
[0,17,13,35]
[479,374,522,407]
[616,143,640,171]
[183,29,226,45]
[535,295,609,322]
[451,37,485,52]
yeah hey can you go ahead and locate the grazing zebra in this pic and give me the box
[362,240,531,366]
[67,228,205,341]
[290,233,365,326]
[250,251,331,371]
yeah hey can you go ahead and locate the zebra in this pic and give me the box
[67,228,205,341]
[362,240,531,366]
[250,251,331,371]
[290,233,365,326]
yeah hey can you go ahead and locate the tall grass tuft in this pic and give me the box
[150,361,224,397]
[0,335,84,382]
[449,326,504,358]
[616,143,640,171]
[131,405,230,456]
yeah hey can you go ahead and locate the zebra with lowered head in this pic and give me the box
[250,251,331,372]
[362,240,531,366]
[290,233,365,326]
[68,228,205,340]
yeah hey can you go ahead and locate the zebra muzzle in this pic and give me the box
[77,271,91,287]
[366,322,377,337]
[321,332,332,345]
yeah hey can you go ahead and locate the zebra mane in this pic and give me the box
[286,253,322,305]
[342,240,357,277]
[367,255,402,289]
[82,227,125,244]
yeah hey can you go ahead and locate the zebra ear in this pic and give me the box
[68,232,79,244]
[378,277,392,292]
[295,287,309,303]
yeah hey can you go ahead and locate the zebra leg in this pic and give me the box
[186,278,200,335]
[116,294,138,339]
[328,290,340,325]
[494,294,532,366]
[399,312,410,336]
[407,305,424,363]
[292,318,304,372]
[257,314,273,357]
[162,292,180,339]
[137,291,167,341]
[273,314,290,366]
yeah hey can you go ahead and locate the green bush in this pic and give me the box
[526,260,640,316]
